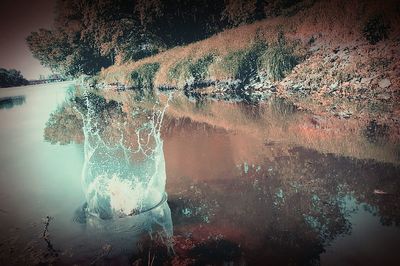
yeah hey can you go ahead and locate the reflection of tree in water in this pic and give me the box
[43,92,400,265]
[45,92,161,155]
[44,101,84,144]
[0,95,26,109]
[168,145,400,265]
[45,92,125,145]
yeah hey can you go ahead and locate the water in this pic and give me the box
[76,92,169,220]
[0,83,172,265]
[0,83,400,265]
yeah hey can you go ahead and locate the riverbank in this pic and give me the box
[90,0,400,163]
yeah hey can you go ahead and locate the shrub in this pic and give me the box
[189,54,215,81]
[364,120,389,144]
[219,49,247,79]
[168,53,215,85]
[363,15,390,45]
[220,40,267,81]
[236,41,267,82]
[259,36,298,81]
[130,62,160,93]
[168,58,192,84]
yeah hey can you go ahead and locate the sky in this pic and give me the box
[0,0,55,80]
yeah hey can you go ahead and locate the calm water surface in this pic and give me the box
[0,83,399,265]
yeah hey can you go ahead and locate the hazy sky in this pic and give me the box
[0,0,55,79]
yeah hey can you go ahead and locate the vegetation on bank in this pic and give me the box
[33,0,399,157]
[100,0,399,89]
[102,31,302,90]
[27,0,307,78]
[0,68,29,88]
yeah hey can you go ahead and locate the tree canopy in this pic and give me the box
[0,68,29,88]
[27,0,300,77]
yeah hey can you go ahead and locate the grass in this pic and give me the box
[106,2,397,99]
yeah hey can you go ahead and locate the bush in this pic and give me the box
[168,53,215,85]
[219,49,247,79]
[363,15,390,45]
[364,120,389,144]
[189,54,215,81]
[130,62,160,93]
[168,58,193,84]
[259,36,298,81]
[220,41,267,81]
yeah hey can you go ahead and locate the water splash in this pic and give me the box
[75,92,170,221]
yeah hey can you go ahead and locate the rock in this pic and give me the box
[309,46,319,52]
[330,55,339,62]
[291,84,302,91]
[338,111,352,119]
[330,82,338,91]
[377,93,391,101]
[378,79,391,88]
[333,47,340,53]
[360,75,376,85]
[253,83,263,90]
[311,115,325,128]
[269,86,277,92]
[374,189,388,195]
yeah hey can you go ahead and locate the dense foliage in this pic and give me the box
[130,62,160,95]
[27,0,304,78]
[259,35,298,81]
[0,68,29,88]
[363,14,390,45]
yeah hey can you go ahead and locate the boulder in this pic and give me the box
[377,93,391,101]
[378,78,391,88]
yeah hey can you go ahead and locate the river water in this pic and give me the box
[0,82,400,265]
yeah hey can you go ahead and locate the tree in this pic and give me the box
[0,68,29,88]
[26,0,275,77]
[222,0,258,27]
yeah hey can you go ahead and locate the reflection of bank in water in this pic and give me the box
[0,95,26,109]
[163,117,400,265]
[41,88,400,265]
[164,94,400,164]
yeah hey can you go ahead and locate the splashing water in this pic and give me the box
[76,92,170,220]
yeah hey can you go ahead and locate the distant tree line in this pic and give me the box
[0,68,29,88]
[27,0,303,78]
